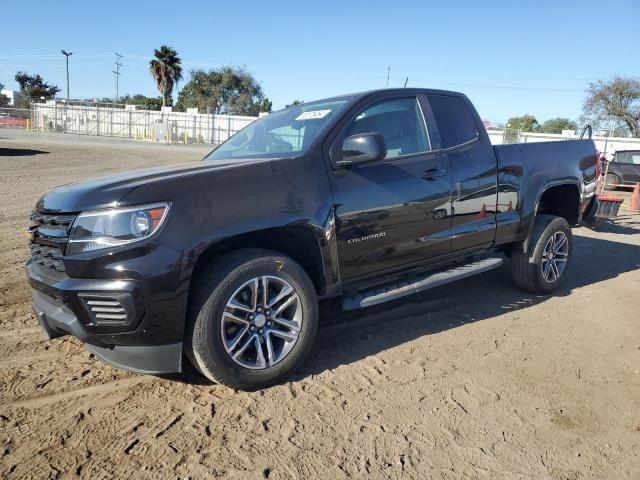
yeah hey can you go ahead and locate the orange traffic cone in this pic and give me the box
[630,183,640,212]
[478,204,487,218]
[507,201,513,212]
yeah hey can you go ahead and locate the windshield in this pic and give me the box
[205,99,349,160]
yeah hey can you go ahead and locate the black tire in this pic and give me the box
[604,173,620,190]
[511,215,573,294]
[185,249,318,390]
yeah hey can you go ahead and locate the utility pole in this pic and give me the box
[113,53,123,103]
[61,50,73,101]
[385,66,390,88]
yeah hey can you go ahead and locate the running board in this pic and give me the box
[342,257,504,310]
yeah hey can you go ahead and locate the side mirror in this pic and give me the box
[336,133,386,168]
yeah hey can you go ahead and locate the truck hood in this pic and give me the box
[35,159,261,213]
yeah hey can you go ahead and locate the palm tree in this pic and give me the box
[149,45,183,108]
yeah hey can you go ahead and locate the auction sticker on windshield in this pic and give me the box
[295,110,332,121]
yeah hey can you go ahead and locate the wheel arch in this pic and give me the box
[536,183,580,224]
[522,182,580,253]
[189,225,328,299]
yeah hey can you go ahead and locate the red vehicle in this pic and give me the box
[0,113,28,128]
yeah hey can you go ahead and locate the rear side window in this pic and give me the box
[427,95,479,149]
[616,151,640,164]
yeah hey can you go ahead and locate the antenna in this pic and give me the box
[385,66,390,88]
[403,77,409,88]
[113,53,123,103]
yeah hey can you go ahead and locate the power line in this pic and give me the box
[389,75,585,92]
[112,53,123,102]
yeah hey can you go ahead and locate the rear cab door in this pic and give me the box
[425,94,499,252]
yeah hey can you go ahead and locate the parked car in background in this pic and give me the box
[603,150,640,188]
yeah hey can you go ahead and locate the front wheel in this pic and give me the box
[186,249,318,390]
[511,215,573,294]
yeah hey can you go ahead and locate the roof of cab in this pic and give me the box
[291,87,465,108]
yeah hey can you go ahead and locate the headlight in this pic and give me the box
[67,202,170,254]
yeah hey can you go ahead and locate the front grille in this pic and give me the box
[28,211,76,273]
[30,243,66,272]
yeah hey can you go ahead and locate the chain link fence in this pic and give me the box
[28,101,258,144]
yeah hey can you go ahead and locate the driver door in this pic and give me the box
[328,94,452,281]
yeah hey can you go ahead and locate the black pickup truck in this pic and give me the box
[27,88,601,390]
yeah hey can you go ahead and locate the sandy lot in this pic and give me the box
[1,130,639,479]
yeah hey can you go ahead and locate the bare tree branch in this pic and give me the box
[582,77,640,137]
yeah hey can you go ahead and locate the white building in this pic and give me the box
[1,89,23,106]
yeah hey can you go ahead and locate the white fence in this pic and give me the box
[30,102,257,144]
[487,130,640,158]
[27,101,640,155]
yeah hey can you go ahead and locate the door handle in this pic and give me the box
[421,168,446,180]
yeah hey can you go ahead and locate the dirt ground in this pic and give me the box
[1,130,639,479]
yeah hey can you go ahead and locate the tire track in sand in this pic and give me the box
[5,376,155,410]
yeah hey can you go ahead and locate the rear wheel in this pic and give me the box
[604,173,621,189]
[186,249,318,390]
[511,215,573,294]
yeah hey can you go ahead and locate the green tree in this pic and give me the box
[149,45,183,108]
[286,100,304,108]
[582,76,640,137]
[120,94,165,110]
[176,66,266,115]
[14,71,60,103]
[506,114,539,132]
[539,117,577,134]
[258,98,273,113]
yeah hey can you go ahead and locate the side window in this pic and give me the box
[427,95,479,149]
[616,152,640,164]
[344,97,430,159]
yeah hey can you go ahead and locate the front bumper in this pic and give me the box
[31,288,182,374]
[26,244,186,375]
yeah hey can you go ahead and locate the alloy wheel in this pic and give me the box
[221,275,302,369]
[541,231,569,283]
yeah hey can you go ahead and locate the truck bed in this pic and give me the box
[492,139,598,245]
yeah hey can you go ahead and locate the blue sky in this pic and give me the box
[1,0,638,124]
